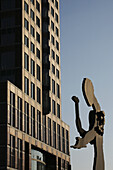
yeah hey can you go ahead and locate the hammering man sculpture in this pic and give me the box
[71,78,105,170]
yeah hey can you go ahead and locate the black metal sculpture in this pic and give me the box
[71,78,105,170]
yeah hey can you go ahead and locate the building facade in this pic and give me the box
[0,0,71,169]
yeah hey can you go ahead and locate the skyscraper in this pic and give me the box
[0,0,71,169]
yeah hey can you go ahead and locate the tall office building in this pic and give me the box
[0,0,71,169]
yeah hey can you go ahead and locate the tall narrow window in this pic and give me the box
[30,9,34,21]
[52,64,55,74]
[57,84,60,98]
[66,130,69,155]
[55,0,58,9]
[53,121,56,148]
[24,101,29,134]
[51,35,54,45]
[42,116,46,143]
[24,53,29,71]
[37,87,41,104]
[31,59,35,76]
[31,106,35,137]
[10,135,15,168]
[37,64,40,81]
[36,1,40,12]
[56,69,59,79]
[56,55,59,64]
[17,97,22,131]
[52,79,55,94]
[36,48,40,59]
[31,82,35,100]
[48,118,51,146]
[24,1,29,14]
[24,77,29,95]
[51,7,54,17]
[62,128,65,153]
[10,92,15,127]
[24,18,29,31]
[56,41,59,51]
[17,138,22,169]
[31,25,35,37]
[31,42,35,54]
[52,50,55,60]
[36,16,40,28]
[57,103,60,118]
[37,110,41,140]
[57,124,61,151]
[55,13,58,23]
[52,100,56,115]
[24,35,29,47]
[36,32,40,43]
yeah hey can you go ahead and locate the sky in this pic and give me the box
[60,0,113,169]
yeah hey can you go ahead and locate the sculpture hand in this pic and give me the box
[72,96,79,103]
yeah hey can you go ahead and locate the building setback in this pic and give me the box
[0,0,71,169]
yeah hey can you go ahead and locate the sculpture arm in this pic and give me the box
[72,96,86,137]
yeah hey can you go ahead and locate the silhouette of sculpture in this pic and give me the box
[71,78,105,170]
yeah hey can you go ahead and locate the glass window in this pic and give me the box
[56,69,59,79]
[36,48,40,59]
[52,64,55,74]
[24,77,29,95]
[55,13,58,23]
[31,106,35,137]
[24,35,29,47]
[37,64,40,81]
[17,138,22,169]
[52,79,55,94]
[62,128,65,153]
[36,16,40,28]
[56,55,59,64]
[31,82,35,100]
[57,84,60,98]
[24,53,29,71]
[36,1,40,12]
[37,110,41,140]
[56,27,59,37]
[51,7,54,17]
[24,1,29,14]
[9,135,15,168]
[51,50,55,60]
[53,121,56,148]
[36,32,40,43]
[17,97,22,130]
[51,35,54,45]
[52,100,56,115]
[31,42,35,54]
[10,92,15,127]
[66,130,69,155]
[31,25,35,37]
[57,104,60,118]
[24,18,29,31]
[42,116,46,143]
[56,41,59,51]
[55,0,58,9]
[24,101,29,134]
[57,124,61,150]
[48,118,51,146]
[51,21,54,31]
[31,59,35,76]
[30,9,34,21]
[37,87,41,104]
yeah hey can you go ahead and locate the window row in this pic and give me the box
[52,80,60,98]
[51,35,59,51]
[51,20,59,37]
[25,1,40,14]
[24,77,41,102]
[24,35,40,58]
[51,7,59,23]
[24,53,40,80]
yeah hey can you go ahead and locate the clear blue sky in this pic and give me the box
[60,0,113,169]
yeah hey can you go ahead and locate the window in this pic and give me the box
[37,64,40,81]
[37,87,41,104]
[66,130,69,155]
[62,128,65,153]
[51,35,54,45]
[48,118,51,146]
[56,27,59,37]
[24,53,29,71]
[36,1,40,12]
[52,64,55,74]
[31,106,35,137]
[31,42,35,54]
[31,82,35,99]
[57,124,61,150]
[31,0,34,5]
[17,138,22,169]
[51,7,54,17]
[24,18,29,30]
[55,0,58,9]
[56,69,59,78]
[17,97,22,130]
[10,92,15,127]
[52,50,55,59]
[24,1,29,14]
[56,55,59,64]
[42,116,46,143]
[57,84,60,98]
[52,79,55,94]
[30,9,34,21]
[24,101,29,134]
[36,16,40,28]
[53,121,56,148]
[36,32,40,43]
[51,21,54,31]
[57,104,60,118]
[52,100,56,115]
[9,135,15,168]
[24,35,29,47]
[24,77,29,95]
[36,48,40,59]
[56,41,59,51]
[31,59,35,76]
[37,110,41,140]
[31,25,35,37]
[55,13,58,23]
